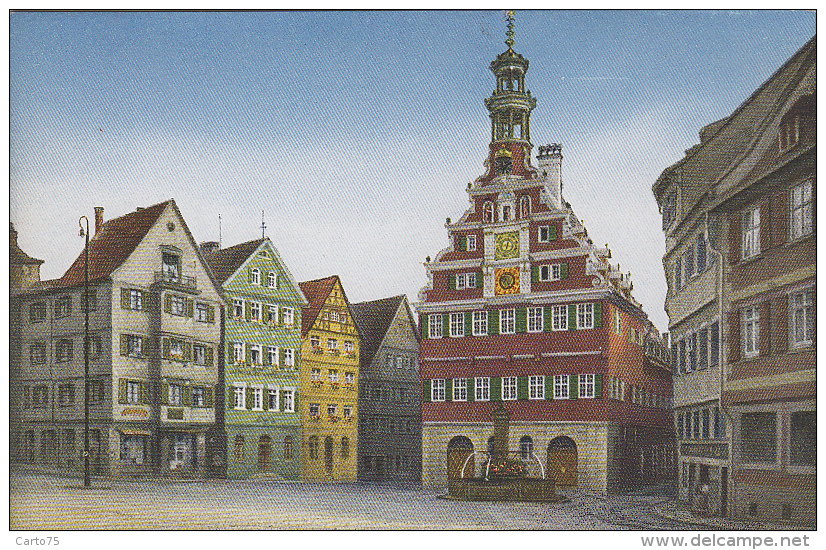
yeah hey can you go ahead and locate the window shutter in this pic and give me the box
[490,377,501,401]
[568,304,577,331]
[517,376,528,400]
[246,345,252,365]
[543,307,553,332]
[422,380,431,402]
[545,376,553,400]
[595,374,603,399]
[445,379,453,401]
[570,374,579,399]
[773,295,789,354]
[248,269,253,283]
[186,299,194,318]
[420,315,429,338]
[488,310,499,335]
[448,274,456,290]
[140,382,148,404]
[246,388,254,409]
[280,348,286,367]
[261,389,269,411]
[245,302,251,321]
[476,270,483,287]
[531,265,539,283]
[162,382,169,405]
[442,314,450,338]
[594,303,602,328]
[468,378,475,402]
[459,236,467,251]
[773,189,789,246]
[464,312,473,337]
[760,200,772,252]
[226,385,234,410]
[759,300,772,357]
[118,379,127,404]
[675,257,682,292]
[728,213,742,264]
[292,391,299,412]
[164,294,172,314]
[207,305,215,323]
[120,334,128,356]
[121,288,130,309]
[560,262,569,279]
[549,225,558,240]
[183,385,192,407]
[728,310,741,363]
[183,342,192,361]
[206,346,214,367]
[697,234,707,272]
[162,338,170,359]
[206,386,214,408]
[515,308,527,333]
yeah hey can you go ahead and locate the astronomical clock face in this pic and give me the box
[495,231,520,260]
[495,267,520,296]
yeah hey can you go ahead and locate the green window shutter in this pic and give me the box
[459,236,467,251]
[206,346,214,367]
[442,314,450,338]
[476,270,483,287]
[531,265,539,283]
[118,379,127,404]
[420,314,429,338]
[246,346,252,365]
[515,308,527,333]
[570,375,579,399]
[292,391,299,412]
[205,386,214,408]
[183,342,192,361]
[568,304,577,331]
[139,382,148,404]
[226,385,234,410]
[207,305,215,323]
[248,269,253,283]
[422,380,431,402]
[448,274,456,290]
[121,288,130,310]
[594,302,602,328]
[468,378,475,402]
[246,388,254,409]
[545,376,553,400]
[549,225,558,240]
[560,262,569,279]
[517,376,528,400]
[162,338,170,359]
[186,299,194,318]
[445,379,453,402]
[120,334,129,356]
[464,312,473,336]
[245,302,251,321]
[489,310,499,335]
[490,377,502,401]
[280,348,286,366]
[164,294,172,314]
[595,374,603,399]
[543,307,553,332]
[161,382,169,405]
[183,385,192,407]
[261,389,269,411]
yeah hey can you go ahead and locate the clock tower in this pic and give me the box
[416,12,674,495]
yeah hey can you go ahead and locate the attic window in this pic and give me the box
[258,251,268,258]
[779,114,799,152]
[166,222,175,232]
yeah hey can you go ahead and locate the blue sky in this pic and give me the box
[10,10,815,331]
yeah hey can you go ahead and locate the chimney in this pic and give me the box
[200,241,220,255]
[537,143,563,208]
[94,207,104,234]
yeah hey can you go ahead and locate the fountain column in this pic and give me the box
[492,402,510,458]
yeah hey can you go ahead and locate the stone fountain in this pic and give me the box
[446,402,564,502]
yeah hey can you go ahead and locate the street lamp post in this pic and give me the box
[79,216,90,488]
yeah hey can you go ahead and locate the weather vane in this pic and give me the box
[505,10,516,50]
[261,210,267,239]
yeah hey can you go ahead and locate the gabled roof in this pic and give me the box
[298,275,340,337]
[59,200,171,287]
[203,238,266,285]
[350,295,407,369]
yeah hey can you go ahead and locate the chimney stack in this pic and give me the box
[537,144,563,208]
[94,207,104,234]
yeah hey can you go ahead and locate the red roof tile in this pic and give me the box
[297,275,340,338]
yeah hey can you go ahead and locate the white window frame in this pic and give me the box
[577,303,594,329]
[472,311,488,336]
[126,381,141,404]
[268,346,279,366]
[539,264,560,282]
[452,378,467,401]
[249,344,262,366]
[250,268,261,285]
[538,225,552,243]
[790,290,814,348]
[193,344,207,366]
[428,314,443,339]
[267,388,279,411]
[282,307,294,326]
[129,289,143,311]
[527,307,543,333]
[249,301,262,322]
[344,340,354,352]
[579,374,595,399]
[449,312,464,337]
[528,375,544,400]
[311,368,321,382]
[344,372,355,384]
[284,348,294,367]
[233,299,244,319]
[233,342,245,364]
[614,310,622,335]
[282,389,295,412]
[268,305,278,324]
[475,377,490,401]
[502,376,517,401]
[327,338,338,350]
[552,305,568,331]
[500,308,516,334]
[790,181,813,240]
[127,335,143,357]
[467,235,477,251]
[196,302,209,322]
[251,387,263,410]
[267,271,277,288]
[233,384,246,409]
[168,383,182,406]
[742,306,759,358]
[431,379,445,402]
[742,206,761,260]
[554,375,569,400]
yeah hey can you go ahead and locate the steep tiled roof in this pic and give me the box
[350,295,406,370]
[59,200,171,287]
[203,238,266,286]
[297,275,340,338]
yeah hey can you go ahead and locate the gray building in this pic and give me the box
[351,295,421,482]
[11,200,225,478]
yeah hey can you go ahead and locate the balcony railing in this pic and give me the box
[154,271,197,290]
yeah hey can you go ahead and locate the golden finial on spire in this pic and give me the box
[505,10,516,50]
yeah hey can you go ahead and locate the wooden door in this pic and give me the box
[547,437,578,486]
[324,436,334,473]
[258,436,272,471]
[448,448,474,479]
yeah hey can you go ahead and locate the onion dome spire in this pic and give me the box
[505,10,516,50]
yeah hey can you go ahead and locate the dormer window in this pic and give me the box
[483,201,495,223]
[162,251,180,281]
[519,195,531,218]
[502,205,512,221]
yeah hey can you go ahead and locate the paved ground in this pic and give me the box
[9,470,709,530]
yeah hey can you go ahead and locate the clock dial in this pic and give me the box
[495,231,520,260]
[495,267,521,295]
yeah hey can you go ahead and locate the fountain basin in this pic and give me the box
[446,477,564,503]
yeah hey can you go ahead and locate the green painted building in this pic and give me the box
[204,238,308,479]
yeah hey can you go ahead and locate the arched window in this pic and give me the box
[250,268,261,285]
[341,436,350,459]
[308,436,319,460]
[267,271,277,289]
[502,205,512,221]
[520,196,531,218]
[483,201,495,223]
[284,435,294,460]
[520,435,534,459]
[233,435,245,461]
